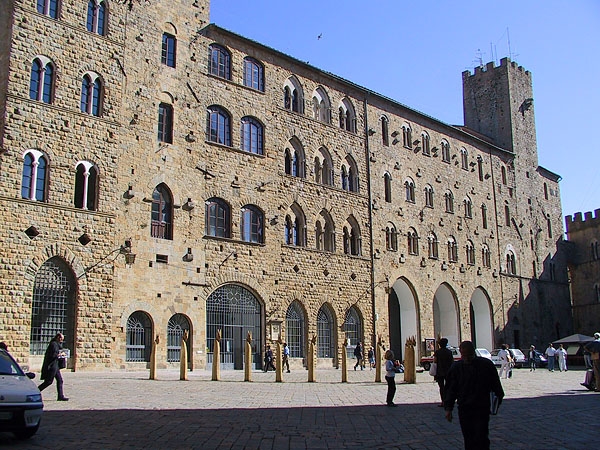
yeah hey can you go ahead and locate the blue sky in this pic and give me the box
[211,0,600,230]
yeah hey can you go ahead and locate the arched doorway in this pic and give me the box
[126,311,153,362]
[388,277,419,361]
[469,287,494,350]
[433,284,459,347]
[167,313,192,368]
[30,257,76,358]
[206,284,262,370]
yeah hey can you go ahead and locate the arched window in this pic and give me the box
[158,102,174,143]
[441,140,450,163]
[405,178,415,203]
[505,204,511,226]
[381,116,389,146]
[386,223,398,251]
[317,305,335,358]
[30,57,54,104]
[283,76,303,113]
[466,240,475,265]
[341,155,359,193]
[384,173,392,203]
[477,156,484,181]
[37,0,60,19]
[240,116,264,155]
[428,232,439,259]
[162,32,177,67]
[460,148,468,170]
[126,311,152,362]
[86,0,107,36]
[315,147,333,186]
[547,216,553,239]
[402,124,412,148]
[464,196,473,218]
[74,161,98,210]
[338,98,356,132]
[206,197,230,238]
[167,314,191,363]
[501,166,507,185]
[21,150,48,202]
[29,257,75,355]
[482,244,491,268]
[407,228,419,255]
[421,132,430,156]
[481,204,488,229]
[208,44,231,80]
[312,87,330,123]
[80,72,103,116]
[343,216,361,256]
[284,204,306,247]
[445,191,454,213]
[448,236,458,262]
[316,210,335,252]
[506,251,516,275]
[244,57,264,92]
[344,307,362,358]
[241,205,264,243]
[284,138,305,178]
[151,184,173,240]
[286,301,305,358]
[424,184,434,208]
[207,105,231,146]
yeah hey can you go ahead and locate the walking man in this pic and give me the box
[545,343,556,372]
[38,333,69,401]
[353,341,364,370]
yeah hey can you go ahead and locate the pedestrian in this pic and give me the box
[584,332,600,391]
[528,345,537,371]
[368,346,375,370]
[498,344,511,379]
[282,342,290,373]
[433,337,454,407]
[38,333,69,401]
[353,341,364,371]
[263,344,276,372]
[444,340,504,450]
[384,349,398,407]
[545,343,556,372]
[556,344,567,372]
[583,348,593,369]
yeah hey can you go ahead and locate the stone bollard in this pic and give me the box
[149,334,159,380]
[212,329,221,381]
[341,338,348,383]
[276,340,283,382]
[179,330,189,381]
[308,334,317,382]
[244,331,252,382]
[375,334,383,383]
[403,336,417,384]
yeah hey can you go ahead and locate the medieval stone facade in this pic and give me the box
[0,0,572,371]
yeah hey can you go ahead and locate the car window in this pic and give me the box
[0,351,25,376]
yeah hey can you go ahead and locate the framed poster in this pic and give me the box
[426,338,436,353]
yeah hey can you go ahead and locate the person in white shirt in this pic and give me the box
[498,344,511,379]
[556,344,568,372]
[545,343,557,372]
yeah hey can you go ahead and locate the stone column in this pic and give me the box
[149,335,159,380]
[179,330,188,381]
[244,331,252,382]
[212,329,221,381]
[403,336,416,384]
[308,334,317,382]
[341,338,348,383]
[375,334,383,382]
[276,340,283,382]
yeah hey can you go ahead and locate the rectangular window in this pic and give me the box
[162,33,176,67]
[158,103,174,143]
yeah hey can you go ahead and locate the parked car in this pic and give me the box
[490,348,527,368]
[420,346,461,371]
[475,348,492,360]
[0,349,43,439]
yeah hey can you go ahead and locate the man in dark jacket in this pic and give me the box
[353,341,364,370]
[433,337,454,406]
[444,340,504,450]
[38,333,68,401]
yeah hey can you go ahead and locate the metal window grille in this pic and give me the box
[167,314,190,363]
[317,307,334,358]
[30,258,75,355]
[206,285,262,370]
[344,307,362,359]
[286,302,304,358]
[126,312,152,362]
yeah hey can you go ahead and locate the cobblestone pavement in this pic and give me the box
[0,366,597,449]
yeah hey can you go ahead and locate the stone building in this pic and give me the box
[0,0,572,371]
[565,210,600,334]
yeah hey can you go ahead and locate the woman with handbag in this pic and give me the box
[384,350,402,407]
[433,338,454,407]
[38,333,69,401]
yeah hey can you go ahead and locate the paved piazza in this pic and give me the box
[1,367,596,449]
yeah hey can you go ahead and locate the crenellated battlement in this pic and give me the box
[565,209,600,232]
[462,57,531,81]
